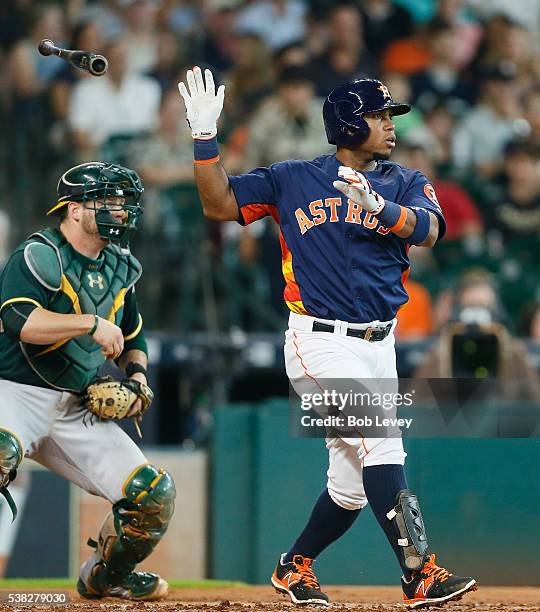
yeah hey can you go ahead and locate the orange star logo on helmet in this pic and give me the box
[377,83,391,99]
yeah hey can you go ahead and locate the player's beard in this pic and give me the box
[81,209,102,239]
[372,151,391,161]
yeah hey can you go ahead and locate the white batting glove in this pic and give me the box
[333,166,385,215]
[178,66,225,139]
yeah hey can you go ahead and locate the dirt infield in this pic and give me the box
[0,586,539,612]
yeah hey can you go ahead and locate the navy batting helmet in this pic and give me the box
[323,79,410,148]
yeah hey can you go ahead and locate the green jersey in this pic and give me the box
[0,228,147,392]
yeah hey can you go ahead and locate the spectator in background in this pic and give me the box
[452,67,525,178]
[520,302,540,343]
[7,3,66,227]
[235,0,307,52]
[8,3,66,101]
[73,0,126,40]
[68,38,161,159]
[395,277,434,339]
[273,40,311,72]
[122,0,161,75]
[223,33,274,126]
[466,0,540,33]
[148,28,185,93]
[410,18,475,114]
[198,2,238,73]
[433,0,483,70]
[0,209,10,268]
[423,101,459,171]
[380,17,431,75]
[308,3,376,98]
[359,0,414,61]
[470,14,533,89]
[521,87,540,149]
[396,143,484,242]
[242,64,332,169]
[132,87,195,190]
[483,141,540,244]
[50,20,105,122]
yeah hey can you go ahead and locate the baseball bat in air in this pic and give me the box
[38,39,108,76]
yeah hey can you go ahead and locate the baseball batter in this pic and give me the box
[179,68,477,608]
[0,163,174,600]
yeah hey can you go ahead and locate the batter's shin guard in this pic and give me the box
[386,490,429,571]
[0,429,23,521]
[88,464,176,588]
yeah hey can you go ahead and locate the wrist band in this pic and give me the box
[388,205,408,232]
[88,314,99,336]
[375,199,403,229]
[406,208,431,245]
[125,362,147,378]
[194,137,219,165]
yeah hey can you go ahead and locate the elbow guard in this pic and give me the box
[406,208,432,245]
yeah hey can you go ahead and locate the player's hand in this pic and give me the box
[178,66,225,139]
[333,166,385,214]
[89,316,124,360]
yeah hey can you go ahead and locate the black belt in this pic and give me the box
[312,321,392,342]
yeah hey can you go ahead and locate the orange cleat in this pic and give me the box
[271,553,329,606]
[401,554,477,609]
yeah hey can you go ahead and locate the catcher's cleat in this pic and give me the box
[401,554,477,609]
[77,555,168,601]
[271,553,329,606]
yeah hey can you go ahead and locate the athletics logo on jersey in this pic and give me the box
[423,183,441,211]
[86,272,105,290]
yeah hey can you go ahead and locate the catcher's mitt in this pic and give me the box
[83,376,154,421]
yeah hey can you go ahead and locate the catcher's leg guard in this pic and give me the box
[0,429,23,521]
[78,464,176,600]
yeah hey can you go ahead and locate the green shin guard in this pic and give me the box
[0,430,23,521]
[82,464,176,595]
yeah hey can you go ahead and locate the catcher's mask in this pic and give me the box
[48,161,144,247]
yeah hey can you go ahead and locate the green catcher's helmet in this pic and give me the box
[48,161,144,246]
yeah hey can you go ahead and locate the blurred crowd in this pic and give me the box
[0,0,539,341]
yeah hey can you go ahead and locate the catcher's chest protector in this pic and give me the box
[19,228,142,392]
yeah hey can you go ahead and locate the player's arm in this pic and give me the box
[0,249,124,358]
[116,290,150,417]
[333,167,441,247]
[117,289,148,384]
[178,66,239,221]
[388,208,439,247]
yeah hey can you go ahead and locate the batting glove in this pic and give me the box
[333,166,385,215]
[178,66,225,139]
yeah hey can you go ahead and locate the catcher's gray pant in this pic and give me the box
[0,379,147,502]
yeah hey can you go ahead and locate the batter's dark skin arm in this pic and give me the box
[194,162,239,221]
[393,209,439,247]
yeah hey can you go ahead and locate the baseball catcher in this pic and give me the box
[0,162,175,600]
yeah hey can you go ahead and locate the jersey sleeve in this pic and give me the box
[229,165,279,226]
[402,172,447,241]
[120,288,147,355]
[0,251,52,314]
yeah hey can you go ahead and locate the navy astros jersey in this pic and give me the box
[229,153,445,323]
